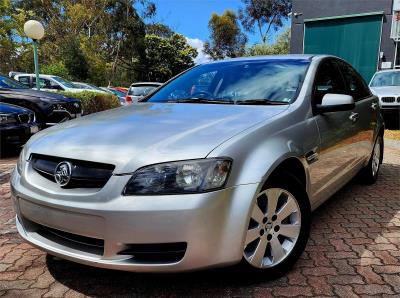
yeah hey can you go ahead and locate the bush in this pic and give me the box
[60,91,121,115]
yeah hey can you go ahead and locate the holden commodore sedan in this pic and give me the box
[11,55,384,275]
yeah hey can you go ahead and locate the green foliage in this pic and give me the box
[146,23,174,38]
[62,39,89,80]
[60,91,121,115]
[204,10,247,60]
[144,33,197,82]
[247,28,290,56]
[0,1,198,86]
[41,61,71,79]
[239,0,292,45]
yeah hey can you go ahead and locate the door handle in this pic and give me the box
[371,103,378,110]
[349,112,359,123]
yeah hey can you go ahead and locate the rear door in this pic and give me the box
[309,59,359,203]
[337,60,377,161]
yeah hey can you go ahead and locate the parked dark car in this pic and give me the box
[0,102,39,151]
[0,75,82,126]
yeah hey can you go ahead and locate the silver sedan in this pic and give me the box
[11,55,384,274]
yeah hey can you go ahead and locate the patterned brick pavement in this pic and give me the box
[0,141,399,297]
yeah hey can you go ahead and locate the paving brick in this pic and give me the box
[273,286,313,297]
[353,284,394,295]
[302,266,337,276]
[356,266,385,285]
[373,265,400,274]
[333,285,360,298]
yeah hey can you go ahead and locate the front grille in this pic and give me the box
[397,97,400,103]
[30,154,115,188]
[18,112,34,124]
[381,97,395,103]
[118,242,187,263]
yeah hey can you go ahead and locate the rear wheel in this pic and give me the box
[242,173,311,275]
[360,135,383,185]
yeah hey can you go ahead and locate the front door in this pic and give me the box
[309,59,359,204]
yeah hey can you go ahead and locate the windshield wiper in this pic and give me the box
[234,99,289,105]
[168,98,234,104]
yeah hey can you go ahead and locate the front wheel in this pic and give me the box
[242,174,311,275]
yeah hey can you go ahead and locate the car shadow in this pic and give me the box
[46,256,287,296]
[46,162,400,296]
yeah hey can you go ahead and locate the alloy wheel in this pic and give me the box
[244,188,301,268]
[372,138,381,177]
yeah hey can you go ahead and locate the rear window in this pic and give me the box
[128,85,158,96]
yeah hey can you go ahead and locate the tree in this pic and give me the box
[239,0,292,45]
[146,23,174,38]
[247,27,290,56]
[62,39,89,80]
[144,33,197,82]
[204,10,247,60]
[41,61,70,79]
[0,1,198,86]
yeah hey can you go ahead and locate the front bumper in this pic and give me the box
[11,168,259,272]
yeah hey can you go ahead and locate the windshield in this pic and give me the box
[370,72,400,87]
[128,85,158,96]
[0,76,28,89]
[146,59,310,104]
[52,76,76,88]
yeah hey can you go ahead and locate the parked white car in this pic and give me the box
[369,70,400,121]
[126,82,162,104]
[11,74,88,93]
[72,82,108,94]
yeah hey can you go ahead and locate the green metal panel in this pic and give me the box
[304,14,383,82]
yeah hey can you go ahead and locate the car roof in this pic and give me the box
[202,54,320,65]
[16,74,57,79]
[130,82,162,87]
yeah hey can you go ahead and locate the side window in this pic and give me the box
[313,60,346,105]
[338,62,371,101]
[49,80,63,90]
[33,78,59,89]
[18,76,30,87]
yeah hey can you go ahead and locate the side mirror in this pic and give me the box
[316,94,355,113]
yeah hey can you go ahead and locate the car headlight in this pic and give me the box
[17,147,26,175]
[0,114,17,124]
[123,158,232,195]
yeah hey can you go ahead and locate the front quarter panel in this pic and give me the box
[207,106,319,195]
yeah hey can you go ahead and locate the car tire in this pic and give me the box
[359,135,383,185]
[240,172,311,277]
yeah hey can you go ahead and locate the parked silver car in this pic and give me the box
[125,82,162,104]
[369,69,400,125]
[11,55,384,274]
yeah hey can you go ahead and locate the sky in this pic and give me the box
[148,0,291,63]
